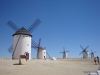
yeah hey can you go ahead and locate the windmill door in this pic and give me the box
[44,56,45,59]
[28,53,29,59]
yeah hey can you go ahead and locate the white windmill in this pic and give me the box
[7,19,41,60]
[7,19,50,60]
[32,38,51,59]
[90,49,96,58]
[79,45,89,58]
[60,47,69,58]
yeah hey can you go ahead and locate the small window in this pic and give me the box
[23,35,25,37]
[26,35,28,37]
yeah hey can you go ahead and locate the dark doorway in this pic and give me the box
[44,56,45,58]
[28,53,29,59]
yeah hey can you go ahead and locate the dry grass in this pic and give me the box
[0,58,99,75]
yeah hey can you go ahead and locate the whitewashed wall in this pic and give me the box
[13,35,31,60]
[83,51,89,58]
[63,53,67,58]
[91,53,94,58]
[38,48,46,59]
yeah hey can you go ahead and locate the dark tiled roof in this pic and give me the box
[39,46,46,50]
[13,27,32,37]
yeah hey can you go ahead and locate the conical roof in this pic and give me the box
[39,46,46,50]
[13,27,32,37]
[84,50,88,52]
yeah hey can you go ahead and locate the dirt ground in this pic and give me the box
[0,58,99,75]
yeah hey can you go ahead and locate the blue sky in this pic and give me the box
[0,0,100,58]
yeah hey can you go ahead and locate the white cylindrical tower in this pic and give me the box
[12,27,32,60]
[66,53,68,58]
[83,51,89,58]
[91,53,94,58]
[38,47,46,59]
[63,52,67,58]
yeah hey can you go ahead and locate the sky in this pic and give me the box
[0,0,100,58]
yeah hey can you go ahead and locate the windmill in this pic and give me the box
[31,38,51,59]
[7,18,42,60]
[90,50,96,58]
[60,47,69,58]
[79,45,89,58]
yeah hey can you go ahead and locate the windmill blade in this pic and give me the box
[63,47,65,51]
[31,40,39,54]
[8,44,12,52]
[31,38,41,59]
[31,45,37,48]
[60,52,64,53]
[27,18,41,33]
[8,48,12,53]
[65,51,69,52]
[36,38,41,58]
[84,50,88,55]
[84,46,89,50]
[31,40,39,58]
[83,46,89,55]
[7,44,13,53]
[79,51,83,55]
[38,38,41,47]
[31,46,38,51]
[31,40,38,48]
[80,45,84,50]
[79,45,84,55]
[93,51,96,53]
[46,51,51,58]
[37,38,41,58]
[12,35,21,57]
[7,21,19,31]
[91,49,93,53]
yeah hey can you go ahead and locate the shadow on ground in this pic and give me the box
[13,63,20,65]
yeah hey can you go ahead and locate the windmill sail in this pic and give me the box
[7,21,19,31]
[46,52,51,58]
[8,44,13,53]
[31,40,38,48]
[27,18,41,33]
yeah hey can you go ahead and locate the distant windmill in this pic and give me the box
[7,18,45,60]
[60,47,69,58]
[90,49,96,58]
[79,45,89,58]
[31,38,51,59]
